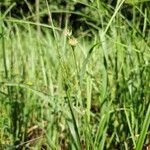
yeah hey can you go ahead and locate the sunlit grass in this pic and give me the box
[0,1,150,149]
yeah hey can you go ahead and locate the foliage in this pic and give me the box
[0,0,150,149]
[0,0,150,33]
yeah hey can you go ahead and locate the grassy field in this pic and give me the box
[0,1,150,150]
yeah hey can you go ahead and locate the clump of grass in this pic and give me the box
[0,0,150,149]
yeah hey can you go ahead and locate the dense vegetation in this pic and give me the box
[0,0,150,149]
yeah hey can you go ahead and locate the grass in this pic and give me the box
[0,0,150,149]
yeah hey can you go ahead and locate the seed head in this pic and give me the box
[64,29,72,37]
[69,37,78,46]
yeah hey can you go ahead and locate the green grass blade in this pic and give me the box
[80,43,99,84]
[124,105,136,147]
[136,104,150,150]
[66,88,82,150]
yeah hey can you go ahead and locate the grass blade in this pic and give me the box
[136,104,150,150]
